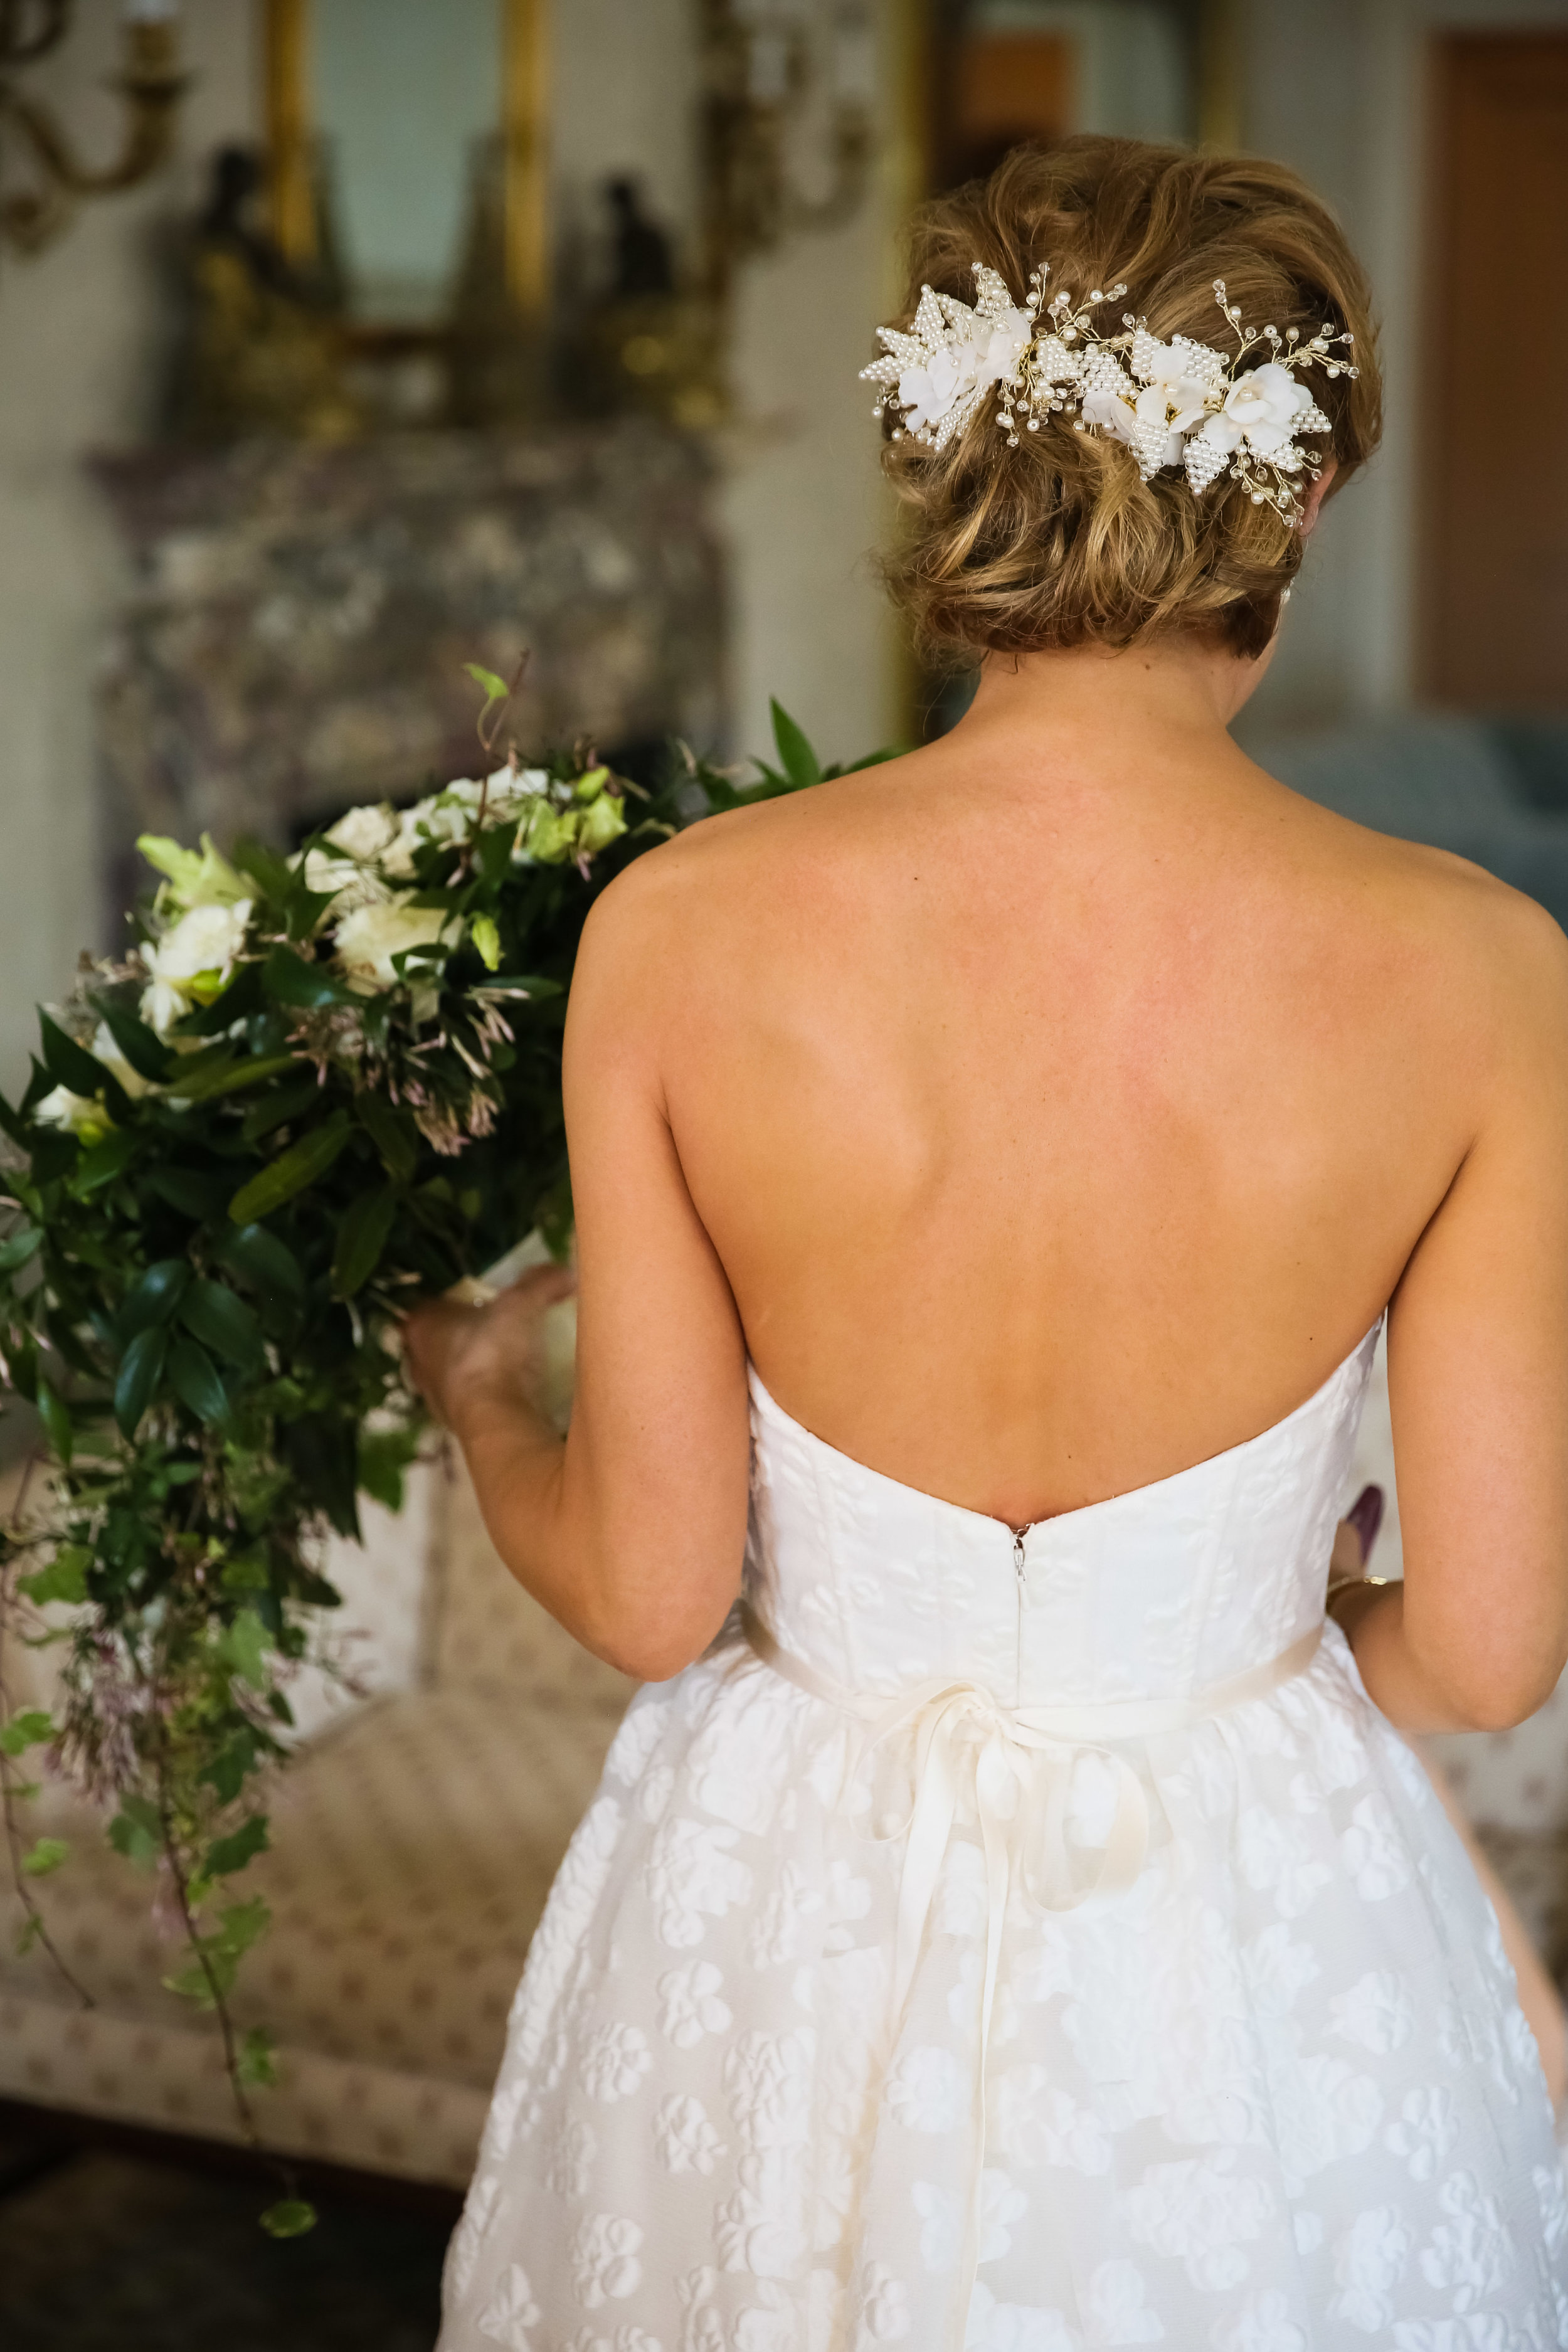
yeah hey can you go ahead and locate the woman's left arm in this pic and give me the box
[402,860,753,1679]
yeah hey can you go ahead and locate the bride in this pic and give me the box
[410,136,1568,2346]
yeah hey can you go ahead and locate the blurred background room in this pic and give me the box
[0,3,1565,2344]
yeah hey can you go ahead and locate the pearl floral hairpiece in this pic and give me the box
[861,262,1357,524]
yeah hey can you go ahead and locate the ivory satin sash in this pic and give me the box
[738,1601,1323,2296]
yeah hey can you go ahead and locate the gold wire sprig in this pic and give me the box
[995,278,1130,448]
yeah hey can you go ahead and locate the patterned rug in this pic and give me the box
[0,2122,453,2351]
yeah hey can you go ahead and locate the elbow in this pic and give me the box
[593,1635,698,1684]
[1440,1680,1560,1735]
[1422,1653,1567,1735]
[580,1597,734,1685]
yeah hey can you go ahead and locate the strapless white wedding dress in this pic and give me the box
[438,1323,1568,2349]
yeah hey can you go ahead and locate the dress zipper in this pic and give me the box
[1012,1523,1032,1708]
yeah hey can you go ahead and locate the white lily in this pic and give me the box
[34,1084,109,1140]
[90,1024,154,1100]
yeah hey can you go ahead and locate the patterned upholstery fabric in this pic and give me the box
[0,1454,632,2186]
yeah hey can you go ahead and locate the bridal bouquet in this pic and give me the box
[0,669,884,2228]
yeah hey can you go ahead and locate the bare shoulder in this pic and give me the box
[578,760,913,963]
[1272,773,1568,1070]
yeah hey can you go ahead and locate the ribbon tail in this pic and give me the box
[890,1716,960,2018]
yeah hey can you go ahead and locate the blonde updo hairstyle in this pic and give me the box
[879,137,1382,664]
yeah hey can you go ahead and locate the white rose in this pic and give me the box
[332,897,458,991]
[1221,360,1313,457]
[379,805,428,880]
[324,802,398,861]
[299,846,359,896]
[139,898,253,1035]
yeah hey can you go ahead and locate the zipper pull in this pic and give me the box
[1012,1525,1030,1594]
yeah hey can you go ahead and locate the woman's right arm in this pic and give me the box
[1340,887,1568,1734]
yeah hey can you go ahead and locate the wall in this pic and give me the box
[553,0,905,775]
[0,0,257,1089]
[1239,0,1568,736]
[0,0,906,1096]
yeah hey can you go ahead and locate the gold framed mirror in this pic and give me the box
[260,0,550,327]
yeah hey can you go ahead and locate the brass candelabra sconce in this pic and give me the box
[698,0,877,304]
[0,0,187,257]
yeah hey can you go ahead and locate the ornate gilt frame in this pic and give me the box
[260,0,551,318]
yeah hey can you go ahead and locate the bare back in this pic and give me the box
[596,670,1566,1529]
[427,637,1568,1721]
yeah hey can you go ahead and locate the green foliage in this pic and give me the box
[0,686,888,2221]
[260,2198,318,2239]
[18,1550,88,1606]
[0,1709,54,1757]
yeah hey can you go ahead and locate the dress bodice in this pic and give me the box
[743,1321,1380,1710]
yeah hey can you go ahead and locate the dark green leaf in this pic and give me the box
[240,1068,321,1145]
[108,1795,159,1873]
[39,1013,125,1113]
[536,1168,575,1262]
[119,1259,191,1338]
[281,1416,359,1540]
[165,1052,302,1103]
[223,1609,270,1692]
[228,1113,352,1224]
[143,1166,232,1220]
[0,1226,41,1274]
[114,1325,166,1439]
[179,1279,265,1374]
[260,2200,317,2239]
[769,700,822,790]
[331,1184,396,1299]
[358,1424,417,1513]
[215,1895,270,1956]
[262,943,353,1010]
[216,1223,306,1307]
[200,1725,260,1806]
[91,999,174,1084]
[236,2025,280,2088]
[17,1546,88,1607]
[204,1813,269,1878]
[481,973,562,1000]
[73,1130,139,1195]
[354,1091,418,1184]
[0,1087,29,1147]
[34,1375,72,1466]
[169,1335,229,1424]
[230,838,295,907]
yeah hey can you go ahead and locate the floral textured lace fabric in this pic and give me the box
[438,1325,1568,2349]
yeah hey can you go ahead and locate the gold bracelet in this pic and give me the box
[1325,1572,1397,1621]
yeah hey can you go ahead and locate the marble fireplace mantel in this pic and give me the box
[92,421,726,884]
